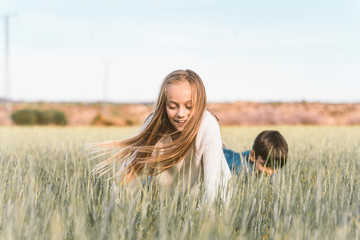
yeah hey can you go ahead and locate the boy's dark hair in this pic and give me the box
[252,130,288,169]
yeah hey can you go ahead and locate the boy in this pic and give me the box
[223,130,288,176]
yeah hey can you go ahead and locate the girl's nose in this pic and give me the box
[177,106,185,118]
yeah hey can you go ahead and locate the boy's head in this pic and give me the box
[249,130,288,176]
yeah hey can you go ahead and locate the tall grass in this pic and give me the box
[0,126,359,239]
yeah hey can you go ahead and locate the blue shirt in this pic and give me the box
[223,147,254,175]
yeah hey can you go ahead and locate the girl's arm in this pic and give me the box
[196,111,231,202]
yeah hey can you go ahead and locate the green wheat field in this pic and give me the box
[0,126,359,239]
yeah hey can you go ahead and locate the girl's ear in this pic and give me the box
[250,150,255,162]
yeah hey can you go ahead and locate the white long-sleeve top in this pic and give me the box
[143,110,231,201]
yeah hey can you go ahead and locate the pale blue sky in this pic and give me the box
[0,0,359,103]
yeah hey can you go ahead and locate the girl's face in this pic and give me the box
[165,81,192,132]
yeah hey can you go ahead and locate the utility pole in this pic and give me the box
[1,14,16,125]
[102,61,110,116]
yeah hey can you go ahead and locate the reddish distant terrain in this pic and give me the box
[1,101,360,126]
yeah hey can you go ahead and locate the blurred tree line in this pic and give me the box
[11,109,68,126]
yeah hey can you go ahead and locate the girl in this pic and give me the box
[93,69,231,201]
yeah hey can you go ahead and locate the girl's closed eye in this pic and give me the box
[167,104,177,110]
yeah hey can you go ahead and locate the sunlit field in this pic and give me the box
[0,126,359,239]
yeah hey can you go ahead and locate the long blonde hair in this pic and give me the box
[92,69,207,183]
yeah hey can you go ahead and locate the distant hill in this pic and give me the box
[1,101,359,126]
